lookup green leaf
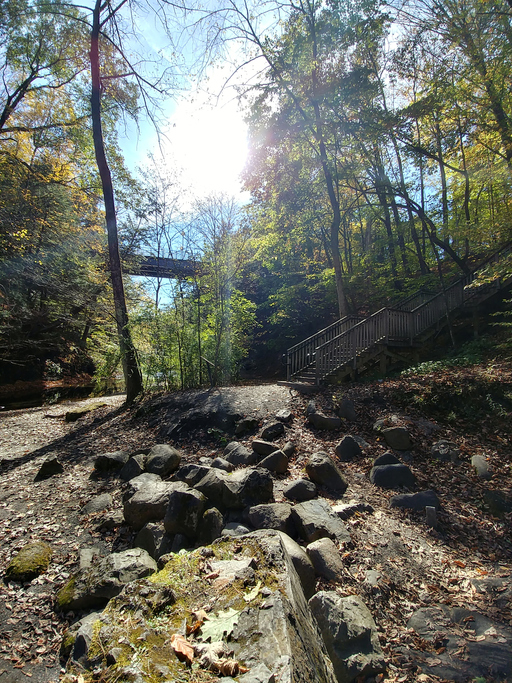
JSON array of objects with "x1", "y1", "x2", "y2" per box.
[{"x1": 197, "y1": 608, "x2": 241, "y2": 643}]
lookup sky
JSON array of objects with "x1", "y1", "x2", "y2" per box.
[{"x1": 118, "y1": 68, "x2": 252, "y2": 203}]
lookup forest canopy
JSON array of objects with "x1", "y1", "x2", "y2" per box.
[{"x1": 1, "y1": 0, "x2": 512, "y2": 391}]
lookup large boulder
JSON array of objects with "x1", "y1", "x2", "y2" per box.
[
  {"x1": 283, "y1": 478, "x2": 318, "y2": 502},
  {"x1": 305, "y1": 452, "x2": 348, "y2": 494},
  {"x1": 307, "y1": 538, "x2": 344, "y2": 582},
  {"x1": 334, "y1": 436, "x2": 362, "y2": 462},
  {"x1": 62, "y1": 532, "x2": 338, "y2": 683},
  {"x1": 309, "y1": 592, "x2": 385, "y2": 683},
  {"x1": 224, "y1": 442, "x2": 258, "y2": 467},
  {"x1": 370, "y1": 463, "x2": 415, "y2": 489},
  {"x1": 389, "y1": 490, "x2": 440, "y2": 511},
  {"x1": 195, "y1": 467, "x2": 274, "y2": 510},
  {"x1": 56, "y1": 548, "x2": 157, "y2": 611},
  {"x1": 5, "y1": 541, "x2": 52, "y2": 582},
  {"x1": 94, "y1": 450, "x2": 130, "y2": 473},
  {"x1": 248, "y1": 503, "x2": 295, "y2": 535},
  {"x1": 307, "y1": 412, "x2": 342, "y2": 431},
  {"x1": 163, "y1": 485, "x2": 207, "y2": 539},
  {"x1": 258, "y1": 450, "x2": 289, "y2": 474},
  {"x1": 381, "y1": 426, "x2": 412, "y2": 451},
  {"x1": 123, "y1": 479, "x2": 182, "y2": 531}
]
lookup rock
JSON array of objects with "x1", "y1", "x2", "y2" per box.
[
  {"x1": 64, "y1": 532, "x2": 337, "y2": 683},
  {"x1": 163, "y1": 485, "x2": 206, "y2": 538},
  {"x1": 471, "y1": 454, "x2": 492, "y2": 479},
  {"x1": 381, "y1": 426, "x2": 412, "y2": 450},
  {"x1": 336, "y1": 398, "x2": 357, "y2": 422},
  {"x1": 292, "y1": 499, "x2": 351, "y2": 545},
  {"x1": 222, "y1": 522, "x2": 252, "y2": 536},
  {"x1": 5, "y1": 541, "x2": 52, "y2": 582},
  {"x1": 483, "y1": 489, "x2": 512, "y2": 516},
  {"x1": 260, "y1": 421, "x2": 285, "y2": 440},
  {"x1": 307, "y1": 538, "x2": 344, "y2": 582},
  {"x1": 96, "y1": 509, "x2": 125, "y2": 531},
  {"x1": 71, "y1": 611, "x2": 104, "y2": 666},
  {"x1": 145, "y1": 444, "x2": 181, "y2": 478},
  {"x1": 57, "y1": 548, "x2": 157, "y2": 611},
  {"x1": 275, "y1": 409, "x2": 293, "y2": 423},
  {"x1": 258, "y1": 450, "x2": 289, "y2": 474},
  {"x1": 197, "y1": 507, "x2": 224, "y2": 545},
  {"x1": 123, "y1": 479, "x2": 181, "y2": 531},
  {"x1": 470, "y1": 575, "x2": 512, "y2": 608},
  {"x1": 174, "y1": 463, "x2": 211, "y2": 487},
  {"x1": 431, "y1": 439, "x2": 460, "y2": 462},
  {"x1": 119, "y1": 454, "x2": 146, "y2": 481},
  {"x1": 333, "y1": 501, "x2": 374, "y2": 520},
  {"x1": 196, "y1": 467, "x2": 274, "y2": 511},
  {"x1": 306, "y1": 401, "x2": 316, "y2": 416},
  {"x1": 34, "y1": 455, "x2": 64, "y2": 481},
  {"x1": 275, "y1": 531, "x2": 316, "y2": 600},
  {"x1": 94, "y1": 450, "x2": 130, "y2": 472},
  {"x1": 134, "y1": 522, "x2": 173, "y2": 560},
  {"x1": 79, "y1": 546, "x2": 104, "y2": 569},
  {"x1": 407, "y1": 605, "x2": 512, "y2": 681},
  {"x1": 334, "y1": 435, "x2": 362, "y2": 461},
  {"x1": 373, "y1": 451, "x2": 401, "y2": 466},
  {"x1": 248, "y1": 503, "x2": 295, "y2": 535},
  {"x1": 370, "y1": 463, "x2": 415, "y2": 489},
  {"x1": 235, "y1": 417, "x2": 259, "y2": 435},
  {"x1": 224, "y1": 441, "x2": 258, "y2": 466},
  {"x1": 305, "y1": 452, "x2": 348, "y2": 494},
  {"x1": 210, "y1": 457, "x2": 235, "y2": 472},
  {"x1": 252, "y1": 439, "x2": 279, "y2": 456},
  {"x1": 194, "y1": 468, "x2": 231, "y2": 509},
  {"x1": 81, "y1": 493, "x2": 112, "y2": 515},
  {"x1": 389, "y1": 489, "x2": 440, "y2": 510},
  {"x1": 309, "y1": 592, "x2": 385, "y2": 683},
  {"x1": 65, "y1": 402, "x2": 107, "y2": 422},
  {"x1": 425, "y1": 505, "x2": 438, "y2": 528},
  {"x1": 282, "y1": 441, "x2": 296, "y2": 457},
  {"x1": 283, "y1": 478, "x2": 318, "y2": 502},
  {"x1": 307, "y1": 412, "x2": 342, "y2": 431}
]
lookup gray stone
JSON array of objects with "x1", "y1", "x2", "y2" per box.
[
  {"x1": 431, "y1": 439, "x2": 460, "y2": 462},
  {"x1": 194, "y1": 468, "x2": 230, "y2": 509},
  {"x1": 122, "y1": 472, "x2": 162, "y2": 503},
  {"x1": 336, "y1": 398, "x2": 357, "y2": 422},
  {"x1": 94, "y1": 450, "x2": 130, "y2": 472},
  {"x1": 275, "y1": 531, "x2": 316, "y2": 600},
  {"x1": 334, "y1": 435, "x2": 362, "y2": 462},
  {"x1": 364, "y1": 570, "x2": 382, "y2": 587},
  {"x1": 307, "y1": 538, "x2": 344, "y2": 582},
  {"x1": 81, "y1": 493, "x2": 112, "y2": 515},
  {"x1": 425, "y1": 506, "x2": 437, "y2": 528},
  {"x1": 471, "y1": 454, "x2": 492, "y2": 480},
  {"x1": 260, "y1": 421, "x2": 285, "y2": 440},
  {"x1": 211, "y1": 457, "x2": 234, "y2": 472},
  {"x1": 305, "y1": 451, "x2": 348, "y2": 494},
  {"x1": 282, "y1": 441, "x2": 296, "y2": 457},
  {"x1": 34, "y1": 455, "x2": 63, "y2": 481},
  {"x1": 382, "y1": 426, "x2": 412, "y2": 450},
  {"x1": 145, "y1": 444, "x2": 181, "y2": 478},
  {"x1": 79, "y1": 546, "x2": 103, "y2": 569},
  {"x1": 196, "y1": 466, "x2": 274, "y2": 511},
  {"x1": 483, "y1": 489, "x2": 512, "y2": 516},
  {"x1": 123, "y1": 479, "x2": 182, "y2": 531},
  {"x1": 306, "y1": 401, "x2": 317, "y2": 416},
  {"x1": 5, "y1": 541, "x2": 52, "y2": 582},
  {"x1": 248, "y1": 503, "x2": 295, "y2": 535},
  {"x1": 96, "y1": 509, "x2": 125, "y2": 531},
  {"x1": 56, "y1": 548, "x2": 157, "y2": 611},
  {"x1": 275, "y1": 409, "x2": 293, "y2": 423},
  {"x1": 197, "y1": 507, "x2": 224, "y2": 545},
  {"x1": 389, "y1": 489, "x2": 440, "y2": 511},
  {"x1": 252, "y1": 439, "x2": 279, "y2": 456},
  {"x1": 292, "y1": 499, "x2": 351, "y2": 545},
  {"x1": 283, "y1": 478, "x2": 318, "y2": 502},
  {"x1": 407, "y1": 606, "x2": 512, "y2": 681},
  {"x1": 470, "y1": 575, "x2": 512, "y2": 608},
  {"x1": 373, "y1": 451, "x2": 401, "y2": 466},
  {"x1": 134, "y1": 521, "x2": 173, "y2": 560},
  {"x1": 333, "y1": 501, "x2": 374, "y2": 520},
  {"x1": 70, "y1": 612, "x2": 103, "y2": 665},
  {"x1": 309, "y1": 592, "x2": 385, "y2": 683},
  {"x1": 239, "y1": 662, "x2": 276, "y2": 683},
  {"x1": 164, "y1": 485, "x2": 206, "y2": 538},
  {"x1": 119, "y1": 454, "x2": 146, "y2": 481},
  {"x1": 174, "y1": 463, "x2": 211, "y2": 487},
  {"x1": 370, "y1": 463, "x2": 415, "y2": 489},
  {"x1": 224, "y1": 441, "x2": 258, "y2": 466},
  {"x1": 258, "y1": 450, "x2": 289, "y2": 474},
  {"x1": 222, "y1": 522, "x2": 252, "y2": 536},
  {"x1": 307, "y1": 412, "x2": 342, "y2": 431}
]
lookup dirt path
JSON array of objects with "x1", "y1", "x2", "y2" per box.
[{"x1": 0, "y1": 378, "x2": 511, "y2": 683}]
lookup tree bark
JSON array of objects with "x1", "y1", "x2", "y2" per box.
[{"x1": 90, "y1": 0, "x2": 143, "y2": 403}]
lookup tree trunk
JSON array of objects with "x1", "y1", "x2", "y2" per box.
[{"x1": 90, "y1": 0, "x2": 143, "y2": 404}]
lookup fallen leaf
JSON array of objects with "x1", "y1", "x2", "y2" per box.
[{"x1": 170, "y1": 633, "x2": 194, "y2": 665}]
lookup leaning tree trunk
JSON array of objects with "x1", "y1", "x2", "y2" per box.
[{"x1": 90, "y1": 1, "x2": 143, "y2": 403}]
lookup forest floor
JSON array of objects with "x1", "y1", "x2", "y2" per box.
[{"x1": 0, "y1": 365, "x2": 511, "y2": 683}]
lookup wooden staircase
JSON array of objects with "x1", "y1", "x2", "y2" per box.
[{"x1": 284, "y1": 243, "x2": 512, "y2": 386}]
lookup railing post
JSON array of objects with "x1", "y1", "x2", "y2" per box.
[{"x1": 286, "y1": 350, "x2": 291, "y2": 381}]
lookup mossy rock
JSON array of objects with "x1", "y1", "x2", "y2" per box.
[
  {"x1": 5, "y1": 541, "x2": 52, "y2": 582},
  {"x1": 65, "y1": 402, "x2": 107, "y2": 422}
]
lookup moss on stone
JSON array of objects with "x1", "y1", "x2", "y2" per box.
[
  {"x1": 56, "y1": 577, "x2": 76, "y2": 610},
  {"x1": 5, "y1": 541, "x2": 52, "y2": 582}
]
